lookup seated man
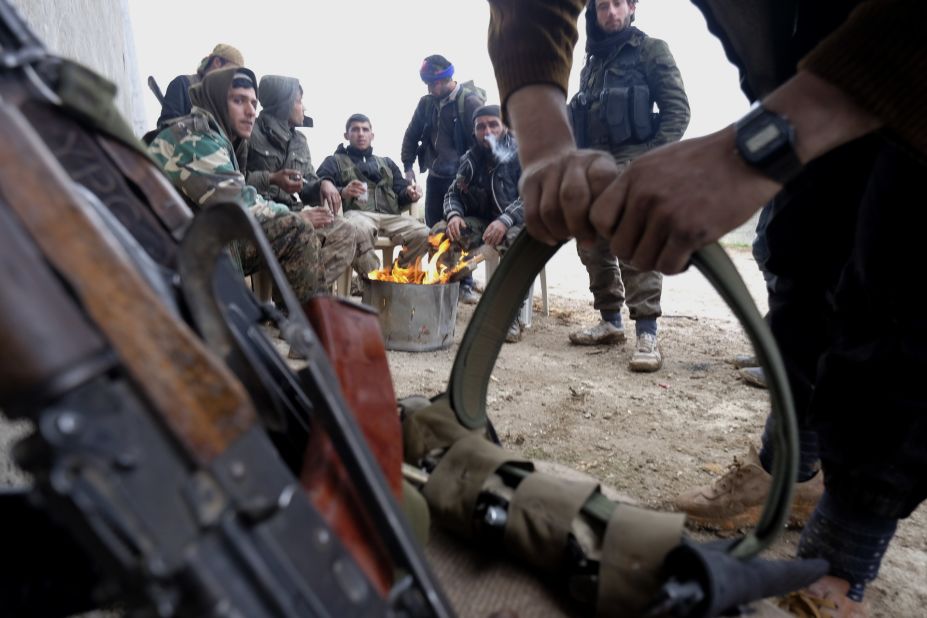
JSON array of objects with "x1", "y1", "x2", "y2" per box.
[
  {"x1": 157, "y1": 44, "x2": 244, "y2": 128},
  {"x1": 148, "y1": 66, "x2": 334, "y2": 302},
  {"x1": 316, "y1": 114, "x2": 430, "y2": 271},
  {"x1": 435, "y1": 105, "x2": 527, "y2": 340},
  {"x1": 245, "y1": 75, "x2": 379, "y2": 283}
]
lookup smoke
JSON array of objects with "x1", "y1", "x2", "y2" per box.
[{"x1": 486, "y1": 133, "x2": 517, "y2": 164}]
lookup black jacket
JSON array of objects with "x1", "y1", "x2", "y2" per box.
[
  {"x1": 443, "y1": 132, "x2": 524, "y2": 229},
  {"x1": 400, "y1": 83, "x2": 485, "y2": 177}
]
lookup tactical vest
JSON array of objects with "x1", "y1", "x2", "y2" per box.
[
  {"x1": 333, "y1": 153, "x2": 400, "y2": 215},
  {"x1": 569, "y1": 38, "x2": 656, "y2": 154}
]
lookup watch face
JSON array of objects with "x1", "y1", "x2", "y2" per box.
[
  {"x1": 744, "y1": 123, "x2": 782, "y2": 155},
  {"x1": 735, "y1": 105, "x2": 801, "y2": 183}
]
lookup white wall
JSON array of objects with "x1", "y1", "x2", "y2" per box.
[{"x1": 8, "y1": 0, "x2": 147, "y2": 136}]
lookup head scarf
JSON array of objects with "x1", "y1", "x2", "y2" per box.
[
  {"x1": 471, "y1": 104, "x2": 501, "y2": 124},
  {"x1": 196, "y1": 43, "x2": 245, "y2": 76},
  {"x1": 189, "y1": 66, "x2": 257, "y2": 141},
  {"x1": 420, "y1": 54, "x2": 454, "y2": 83},
  {"x1": 258, "y1": 75, "x2": 302, "y2": 123},
  {"x1": 585, "y1": 0, "x2": 640, "y2": 56}
]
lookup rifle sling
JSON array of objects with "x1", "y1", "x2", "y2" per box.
[{"x1": 448, "y1": 230, "x2": 799, "y2": 560}]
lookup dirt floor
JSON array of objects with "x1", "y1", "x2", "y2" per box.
[
  {"x1": 1, "y1": 243, "x2": 924, "y2": 617},
  {"x1": 383, "y1": 244, "x2": 927, "y2": 617}
]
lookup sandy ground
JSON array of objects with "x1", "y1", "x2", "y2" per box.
[{"x1": 2, "y1": 242, "x2": 924, "y2": 616}]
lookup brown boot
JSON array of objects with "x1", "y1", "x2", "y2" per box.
[
  {"x1": 778, "y1": 576, "x2": 868, "y2": 618},
  {"x1": 673, "y1": 446, "x2": 823, "y2": 531}
]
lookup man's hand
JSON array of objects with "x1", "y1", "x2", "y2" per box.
[
  {"x1": 405, "y1": 183, "x2": 423, "y2": 202},
  {"x1": 446, "y1": 216, "x2": 467, "y2": 242},
  {"x1": 300, "y1": 206, "x2": 334, "y2": 229},
  {"x1": 269, "y1": 168, "x2": 303, "y2": 194},
  {"x1": 319, "y1": 179, "x2": 342, "y2": 211},
  {"x1": 588, "y1": 128, "x2": 781, "y2": 274},
  {"x1": 506, "y1": 84, "x2": 619, "y2": 248},
  {"x1": 520, "y1": 149, "x2": 620, "y2": 248},
  {"x1": 586, "y1": 72, "x2": 881, "y2": 274},
  {"x1": 341, "y1": 179, "x2": 366, "y2": 200},
  {"x1": 404, "y1": 169, "x2": 417, "y2": 184},
  {"x1": 482, "y1": 220, "x2": 508, "y2": 247}
]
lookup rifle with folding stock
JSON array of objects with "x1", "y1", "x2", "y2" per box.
[{"x1": 0, "y1": 1, "x2": 452, "y2": 616}]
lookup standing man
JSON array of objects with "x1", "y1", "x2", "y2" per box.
[
  {"x1": 148, "y1": 66, "x2": 327, "y2": 302},
  {"x1": 401, "y1": 55, "x2": 486, "y2": 227},
  {"x1": 566, "y1": 0, "x2": 689, "y2": 373},
  {"x1": 487, "y1": 0, "x2": 926, "y2": 613},
  {"x1": 245, "y1": 75, "x2": 379, "y2": 283},
  {"x1": 317, "y1": 114, "x2": 431, "y2": 269},
  {"x1": 156, "y1": 44, "x2": 244, "y2": 128},
  {"x1": 436, "y1": 106, "x2": 527, "y2": 341}
]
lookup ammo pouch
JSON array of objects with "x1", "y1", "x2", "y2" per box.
[
  {"x1": 570, "y1": 85, "x2": 655, "y2": 150},
  {"x1": 603, "y1": 84, "x2": 655, "y2": 145}
]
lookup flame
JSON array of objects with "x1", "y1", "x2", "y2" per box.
[{"x1": 368, "y1": 233, "x2": 474, "y2": 285}]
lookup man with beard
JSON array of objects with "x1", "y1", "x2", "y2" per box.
[
  {"x1": 148, "y1": 66, "x2": 327, "y2": 301},
  {"x1": 565, "y1": 0, "x2": 689, "y2": 373},
  {"x1": 435, "y1": 106, "x2": 525, "y2": 324},
  {"x1": 245, "y1": 75, "x2": 379, "y2": 284},
  {"x1": 316, "y1": 114, "x2": 430, "y2": 271}
]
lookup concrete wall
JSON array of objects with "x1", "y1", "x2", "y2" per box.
[{"x1": 8, "y1": 0, "x2": 147, "y2": 136}]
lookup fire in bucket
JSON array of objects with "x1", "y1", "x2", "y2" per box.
[
  {"x1": 363, "y1": 234, "x2": 484, "y2": 352},
  {"x1": 367, "y1": 233, "x2": 483, "y2": 285}
]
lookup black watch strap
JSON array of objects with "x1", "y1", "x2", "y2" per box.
[{"x1": 735, "y1": 104, "x2": 803, "y2": 185}]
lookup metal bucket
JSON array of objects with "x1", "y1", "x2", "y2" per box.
[{"x1": 362, "y1": 280, "x2": 459, "y2": 352}]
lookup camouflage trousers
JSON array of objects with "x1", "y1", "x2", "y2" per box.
[
  {"x1": 577, "y1": 235, "x2": 662, "y2": 320},
  {"x1": 344, "y1": 210, "x2": 430, "y2": 268},
  {"x1": 240, "y1": 211, "x2": 326, "y2": 302},
  {"x1": 315, "y1": 216, "x2": 358, "y2": 286}
]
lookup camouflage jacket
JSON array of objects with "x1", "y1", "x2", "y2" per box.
[
  {"x1": 245, "y1": 113, "x2": 322, "y2": 209},
  {"x1": 574, "y1": 29, "x2": 690, "y2": 162},
  {"x1": 148, "y1": 107, "x2": 291, "y2": 223}
]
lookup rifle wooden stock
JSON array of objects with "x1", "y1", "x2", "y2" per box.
[
  {"x1": 301, "y1": 296, "x2": 404, "y2": 595},
  {"x1": 0, "y1": 100, "x2": 255, "y2": 463}
]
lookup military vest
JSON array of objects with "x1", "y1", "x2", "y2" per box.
[
  {"x1": 569, "y1": 35, "x2": 657, "y2": 155},
  {"x1": 332, "y1": 153, "x2": 400, "y2": 215}
]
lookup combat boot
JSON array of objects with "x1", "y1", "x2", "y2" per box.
[
  {"x1": 629, "y1": 332, "x2": 662, "y2": 372},
  {"x1": 673, "y1": 446, "x2": 823, "y2": 531},
  {"x1": 569, "y1": 320, "x2": 626, "y2": 345},
  {"x1": 778, "y1": 576, "x2": 868, "y2": 618}
]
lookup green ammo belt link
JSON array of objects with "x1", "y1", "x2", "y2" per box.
[{"x1": 447, "y1": 231, "x2": 799, "y2": 560}]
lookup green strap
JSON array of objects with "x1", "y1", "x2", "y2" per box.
[
  {"x1": 448, "y1": 231, "x2": 798, "y2": 559},
  {"x1": 504, "y1": 473, "x2": 599, "y2": 571},
  {"x1": 597, "y1": 504, "x2": 685, "y2": 616},
  {"x1": 423, "y1": 434, "x2": 533, "y2": 538}
]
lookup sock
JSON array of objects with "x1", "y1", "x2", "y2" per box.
[
  {"x1": 601, "y1": 310, "x2": 623, "y2": 329},
  {"x1": 758, "y1": 415, "x2": 821, "y2": 482},
  {"x1": 798, "y1": 491, "x2": 897, "y2": 602},
  {"x1": 635, "y1": 318, "x2": 657, "y2": 337}
]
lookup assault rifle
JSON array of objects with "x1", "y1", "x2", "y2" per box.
[{"x1": 0, "y1": 1, "x2": 452, "y2": 615}]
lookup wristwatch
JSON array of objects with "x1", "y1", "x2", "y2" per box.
[{"x1": 734, "y1": 104, "x2": 802, "y2": 184}]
